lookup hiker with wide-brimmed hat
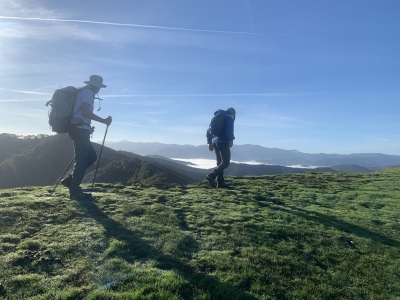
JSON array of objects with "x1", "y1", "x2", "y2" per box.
[{"x1": 61, "y1": 75, "x2": 112, "y2": 200}]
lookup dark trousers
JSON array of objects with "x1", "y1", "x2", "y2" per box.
[
  {"x1": 211, "y1": 141, "x2": 231, "y2": 183},
  {"x1": 68, "y1": 126, "x2": 97, "y2": 195}
]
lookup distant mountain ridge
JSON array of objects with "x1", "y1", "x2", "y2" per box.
[
  {"x1": 1, "y1": 134, "x2": 398, "y2": 189},
  {"x1": 105, "y1": 141, "x2": 400, "y2": 168}
]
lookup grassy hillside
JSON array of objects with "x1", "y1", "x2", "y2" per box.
[{"x1": 0, "y1": 169, "x2": 399, "y2": 299}]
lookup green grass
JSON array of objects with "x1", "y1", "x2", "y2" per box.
[{"x1": 0, "y1": 169, "x2": 399, "y2": 299}]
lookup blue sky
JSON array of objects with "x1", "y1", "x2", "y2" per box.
[{"x1": 0, "y1": 0, "x2": 399, "y2": 154}]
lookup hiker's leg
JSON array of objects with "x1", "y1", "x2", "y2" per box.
[
  {"x1": 209, "y1": 141, "x2": 222, "y2": 180},
  {"x1": 63, "y1": 139, "x2": 96, "y2": 188},
  {"x1": 217, "y1": 170, "x2": 225, "y2": 184},
  {"x1": 215, "y1": 141, "x2": 230, "y2": 184},
  {"x1": 214, "y1": 141, "x2": 222, "y2": 167},
  {"x1": 87, "y1": 142, "x2": 97, "y2": 169},
  {"x1": 69, "y1": 127, "x2": 91, "y2": 196}
]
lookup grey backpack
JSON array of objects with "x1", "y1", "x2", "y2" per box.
[{"x1": 46, "y1": 86, "x2": 86, "y2": 133}]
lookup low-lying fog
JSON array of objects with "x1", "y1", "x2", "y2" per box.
[{"x1": 171, "y1": 158, "x2": 323, "y2": 170}]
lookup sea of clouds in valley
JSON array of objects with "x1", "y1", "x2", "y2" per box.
[{"x1": 171, "y1": 158, "x2": 322, "y2": 169}]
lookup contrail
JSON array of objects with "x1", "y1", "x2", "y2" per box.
[{"x1": 0, "y1": 16, "x2": 260, "y2": 35}]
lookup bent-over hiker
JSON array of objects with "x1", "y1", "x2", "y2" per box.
[
  {"x1": 206, "y1": 107, "x2": 236, "y2": 188},
  {"x1": 62, "y1": 75, "x2": 112, "y2": 200}
]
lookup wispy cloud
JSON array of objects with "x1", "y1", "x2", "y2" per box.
[
  {"x1": 0, "y1": 108, "x2": 46, "y2": 124},
  {"x1": 105, "y1": 93, "x2": 305, "y2": 98},
  {"x1": 0, "y1": 88, "x2": 51, "y2": 95},
  {"x1": 0, "y1": 20, "x2": 106, "y2": 42},
  {"x1": 0, "y1": 2, "x2": 271, "y2": 52},
  {"x1": 0, "y1": 16, "x2": 261, "y2": 36},
  {"x1": 236, "y1": 110, "x2": 309, "y2": 129},
  {"x1": 0, "y1": 1, "x2": 108, "y2": 41},
  {"x1": 366, "y1": 136, "x2": 400, "y2": 143},
  {"x1": 0, "y1": 108, "x2": 49, "y2": 135},
  {"x1": 0, "y1": 99, "x2": 46, "y2": 102},
  {"x1": 0, "y1": 0, "x2": 62, "y2": 19},
  {"x1": 140, "y1": 111, "x2": 172, "y2": 116},
  {"x1": 115, "y1": 122, "x2": 204, "y2": 135},
  {"x1": 115, "y1": 122, "x2": 167, "y2": 130},
  {"x1": 116, "y1": 100, "x2": 169, "y2": 107}
]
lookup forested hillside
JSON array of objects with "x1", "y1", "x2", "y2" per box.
[
  {"x1": 0, "y1": 133, "x2": 46, "y2": 163},
  {"x1": 0, "y1": 134, "x2": 194, "y2": 188}
]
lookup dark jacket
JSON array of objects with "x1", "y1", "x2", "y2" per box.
[{"x1": 206, "y1": 112, "x2": 235, "y2": 144}]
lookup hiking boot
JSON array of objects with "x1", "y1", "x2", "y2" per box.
[
  {"x1": 206, "y1": 174, "x2": 217, "y2": 188},
  {"x1": 61, "y1": 174, "x2": 72, "y2": 188},
  {"x1": 217, "y1": 182, "x2": 230, "y2": 189},
  {"x1": 70, "y1": 192, "x2": 93, "y2": 201}
]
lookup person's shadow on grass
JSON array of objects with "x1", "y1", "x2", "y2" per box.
[
  {"x1": 77, "y1": 197, "x2": 257, "y2": 300},
  {"x1": 267, "y1": 204, "x2": 400, "y2": 249}
]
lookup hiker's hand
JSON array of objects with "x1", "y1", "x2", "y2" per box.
[
  {"x1": 228, "y1": 141, "x2": 233, "y2": 148},
  {"x1": 103, "y1": 116, "x2": 112, "y2": 126},
  {"x1": 208, "y1": 144, "x2": 213, "y2": 151},
  {"x1": 90, "y1": 126, "x2": 95, "y2": 134}
]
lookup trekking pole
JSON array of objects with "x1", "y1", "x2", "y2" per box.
[
  {"x1": 91, "y1": 124, "x2": 109, "y2": 192},
  {"x1": 49, "y1": 155, "x2": 75, "y2": 195}
]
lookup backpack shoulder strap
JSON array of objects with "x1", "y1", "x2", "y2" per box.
[{"x1": 72, "y1": 86, "x2": 94, "y2": 117}]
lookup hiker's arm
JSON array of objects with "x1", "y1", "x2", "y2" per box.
[
  {"x1": 206, "y1": 130, "x2": 213, "y2": 151},
  {"x1": 81, "y1": 103, "x2": 112, "y2": 126},
  {"x1": 226, "y1": 115, "x2": 235, "y2": 148}
]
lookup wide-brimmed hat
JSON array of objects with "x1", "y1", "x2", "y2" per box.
[{"x1": 84, "y1": 75, "x2": 107, "y2": 88}]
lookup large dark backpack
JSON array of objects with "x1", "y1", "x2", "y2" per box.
[
  {"x1": 45, "y1": 86, "x2": 85, "y2": 133},
  {"x1": 208, "y1": 109, "x2": 227, "y2": 136}
]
